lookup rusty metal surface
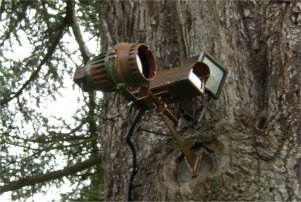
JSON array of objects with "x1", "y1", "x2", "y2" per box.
[
  {"x1": 73, "y1": 43, "x2": 157, "y2": 92},
  {"x1": 186, "y1": 51, "x2": 228, "y2": 99},
  {"x1": 149, "y1": 62, "x2": 209, "y2": 103},
  {"x1": 111, "y1": 43, "x2": 156, "y2": 87},
  {"x1": 73, "y1": 43, "x2": 225, "y2": 178},
  {"x1": 73, "y1": 66, "x2": 89, "y2": 91},
  {"x1": 161, "y1": 114, "x2": 202, "y2": 177}
]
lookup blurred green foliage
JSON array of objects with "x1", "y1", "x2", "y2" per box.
[{"x1": 0, "y1": 0, "x2": 103, "y2": 200}]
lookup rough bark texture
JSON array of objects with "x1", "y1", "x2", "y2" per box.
[{"x1": 97, "y1": 0, "x2": 300, "y2": 201}]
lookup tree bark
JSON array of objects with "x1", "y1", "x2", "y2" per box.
[{"x1": 97, "y1": 0, "x2": 300, "y2": 200}]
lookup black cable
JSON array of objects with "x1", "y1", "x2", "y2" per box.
[{"x1": 126, "y1": 108, "x2": 146, "y2": 201}]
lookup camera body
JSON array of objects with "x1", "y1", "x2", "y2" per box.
[
  {"x1": 74, "y1": 43, "x2": 217, "y2": 106},
  {"x1": 73, "y1": 43, "x2": 228, "y2": 178}
]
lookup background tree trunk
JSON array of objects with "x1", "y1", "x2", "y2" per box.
[{"x1": 97, "y1": 0, "x2": 300, "y2": 200}]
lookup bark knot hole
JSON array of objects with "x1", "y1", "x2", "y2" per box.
[{"x1": 176, "y1": 143, "x2": 215, "y2": 183}]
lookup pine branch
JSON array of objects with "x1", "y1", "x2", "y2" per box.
[
  {"x1": 0, "y1": 7, "x2": 70, "y2": 106},
  {"x1": 66, "y1": 0, "x2": 91, "y2": 63},
  {"x1": 0, "y1": 3, "x2": 28, "y2": 47},
  {"x1": 0, "y1": 154, "x2": 102, "y2": 193},
  {"x1": 0, "y1": 0, "x2": 5, "y2": 21},
  {"x1": 65, "y1": 1, "x2": 98, "y2": 156}
]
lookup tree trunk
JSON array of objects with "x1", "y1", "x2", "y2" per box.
[{"x1": 97, "y1": 0, "x2": 300, "y2": 200}]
